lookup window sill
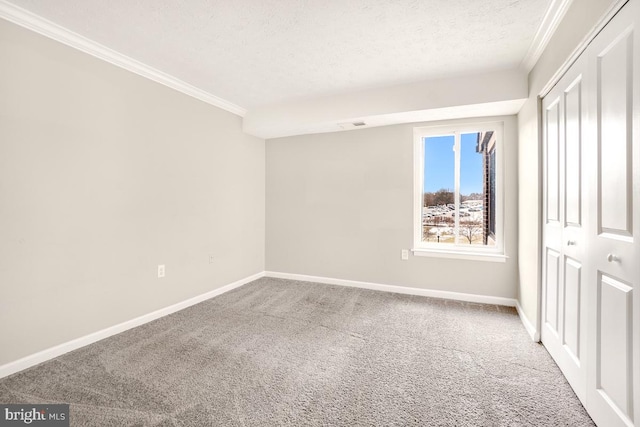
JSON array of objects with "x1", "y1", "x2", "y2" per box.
[{"x1": 411, "y1": 248, "x2": 508, "y2": 263}]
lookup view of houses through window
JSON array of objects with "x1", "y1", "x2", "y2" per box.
[{"x1": 421, "y1": 131, "x2": 496, "y2": 247}]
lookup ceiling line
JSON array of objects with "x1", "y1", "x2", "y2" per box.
[{"x1": 0, "y1": 0, "x2": 247, "y2": 117}]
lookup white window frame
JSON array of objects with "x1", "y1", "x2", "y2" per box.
[{"x1": 412, "y1": 121, "x2": 507, "y2": 262}]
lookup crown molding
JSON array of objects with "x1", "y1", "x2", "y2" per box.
[
  {"x1": 0, "y1": 0, "x2": 247, "y2": 117},
  {"x1": 538, "y1": 0, "x2": 629, "y2": 98},
  {"x1": 520, "y1": 0, "x2": 575, "y2": 72}
]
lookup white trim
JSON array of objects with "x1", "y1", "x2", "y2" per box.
[
  {"x1": 538, "y1": 0, "x2": 629, "y2": 97},
  {"x1": 0, "y1": 271, "x2": 265, "y2": 379},
  {"x1": 0, "y1": 0, "x2": 246, "y2": 117},
  {"x1": 0, "y1": 271, "x2": 526, "y2": 379},
  {"x1": 521, "y1": 0, "x2": 575, "y2": 72},
  {"x1": 516, "y1": 300, "x2": 541, "y2": 342},
  {"x1": 411, "y1": 248, "x2": 508, "y2": 263},
  {"x1": 265, "y1": 271, "x2": 517, "y2": 307}
]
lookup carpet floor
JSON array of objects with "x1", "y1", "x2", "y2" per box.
[{"x1": 0, "y1": 277, "x2": 594, "y2": 426}]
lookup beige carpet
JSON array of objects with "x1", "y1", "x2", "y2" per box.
[{"x1": 0, "y1": 277, "x2": 594, "y2": 426}]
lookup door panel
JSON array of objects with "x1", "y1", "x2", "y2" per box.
[
  {"x1": 563, "y1": 257, "x2": 582, "y2": 361},
  {"x1": 547, "y1": 100, "x2": 561, "y2": 224},
  {"x1": 597, "y1": 30, "x2": 633, "y2": 237},
  {"x1": 597, "y1": 274, "x2": 633, "y2": 419},
  {"x1": 545, "y1": 249, "x2": 560, "y2": 333},
  {"x1": 565, "y1": 78, "x2": 583, "y2": 227}
]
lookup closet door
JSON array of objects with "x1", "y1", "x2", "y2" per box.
[
  {"x1": 585, "y1": 0, "x2": 640, "y2": 425},
  {"x1": 541, "y1": 54, "x2": 589, "y2": 404}
]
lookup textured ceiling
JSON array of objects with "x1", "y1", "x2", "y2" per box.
[{"x1": 7, "y1": 0, "x2": 552, "y2": 110}]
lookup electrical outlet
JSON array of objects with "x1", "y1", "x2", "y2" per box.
[
  {"x1": 401, "y1": 250, "x2": 409, "y2": 260},
  {"x1": 158, "y1": 264, "x2": 165, "y2": 278},
  {"x1": 209, "y1": 255, "x2": 215, "y2": 264}
]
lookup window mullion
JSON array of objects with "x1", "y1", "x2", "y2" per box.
[{"x1": 454, "y1": 132, "x2": 460, "y2": 245}]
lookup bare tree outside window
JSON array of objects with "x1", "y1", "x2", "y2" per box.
[{"x1": 459, "y1": 218, "x2": 484, "y2": 244}]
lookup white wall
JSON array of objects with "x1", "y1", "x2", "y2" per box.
[
  {"x1": 517, "y1": 0, "x2": 617, "y2": 328},
  {"x1": 266, "y1": 116, "x2": 518, "y2": 298},
  {"x1": 0, "y1": 18, "x2": 265, "y2": 366}
]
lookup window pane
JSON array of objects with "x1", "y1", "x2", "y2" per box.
[
  {"x1": 422, "y1": 135, "x2": 455, "y2": 244},
  {"x1": 415, "y1": 123, "x2": 501, "y2": 254},
  {"x1": 461, "y1": 131, "x2": 496, "y2": 247}
]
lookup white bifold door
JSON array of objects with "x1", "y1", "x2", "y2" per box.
[
  {"x1": 542, "y1": 52, "x2": 589, "y2": 403},
  {"x1": 542, "y1": 1, "x2": 640, "y2": 426}
]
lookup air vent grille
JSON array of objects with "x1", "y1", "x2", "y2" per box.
[{"x1": 338, "y1": 121, "x2": 367, "y2": 130}]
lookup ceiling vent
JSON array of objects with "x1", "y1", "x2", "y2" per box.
[{"x1": 338, "y1": 121, "x2": 367, "y2": 130}]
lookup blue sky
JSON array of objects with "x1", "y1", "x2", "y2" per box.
[{"x1": 423, "y1": 133, "x2": 482, "y2": 195}]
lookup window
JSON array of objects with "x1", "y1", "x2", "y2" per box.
[{"x1": 413, "y1": 122, "x2": 505, "y2": 261}]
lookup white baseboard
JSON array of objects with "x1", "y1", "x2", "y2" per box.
[
  {"x1": 265, "y1": 271, "x2": 517, "y2": 307},
  {"x1": 515, "y1": 300, "x2": 540, "y2": 342},
  {"x1": 1, "y1": 271, "x2": 529, "y2": 379},
  {"x1": 0, "y1": 271, "x2": 265, "y2": 379}
]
